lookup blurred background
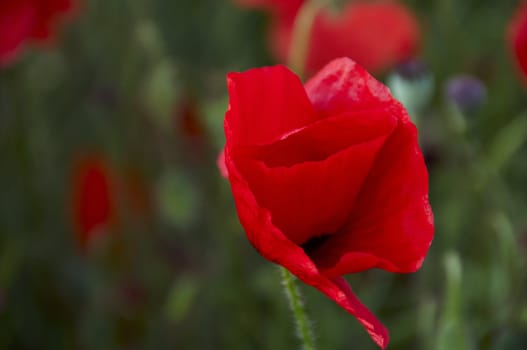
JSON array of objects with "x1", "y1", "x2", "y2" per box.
[{"x1": 1, "y1": 0, "x2": 527, "y2": 349}]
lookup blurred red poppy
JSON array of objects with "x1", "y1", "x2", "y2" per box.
[
  {"x1": 71, "y1": 156, "x2": 115, "y2": 248},
  {"x1": 234, "y1": 0, "x2": 303, "y2": 18},
  {"x1": 0, "y1": 0, "x2": 74, "y2": 65},
  {"x1": 235, "y1": 0, "x2": 420, "y2": 75},
  {"x1": 70, "y1": 155, "x2": 154, "y2": 249},
  {"x1": 179, "y1": 97, "x2": 206, "y2": 140},
  {"x1": 508, "y1": 1, "x2": 527, "y2": 84},
  {"x1": 220, "y1": 57, "x2": 434, "y2": 348}
]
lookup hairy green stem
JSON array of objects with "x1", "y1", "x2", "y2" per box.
[{"x1": 280, "y1": 267, "x2": 317, "y2": 350}]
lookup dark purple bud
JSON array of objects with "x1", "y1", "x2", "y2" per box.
[{"x1": 445, "y1": 75, "x2": 486, "y2": 112}]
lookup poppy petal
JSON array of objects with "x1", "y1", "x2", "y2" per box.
[
  {"x1": 233, "y1": 0, "x2": 303, "y2": 19},
  {"x1": 306, "y1": 2, "x2": 420, "y2": 74},
  {"x1": 31, "y1": 0, "x2": 73, "y2": 41},
  {"x1": 217, "y1": 148, "x2": 228, "y2": 178},
  {"x1": 309, "y1": 118, "x2": 434, "y2": 276},
  {"x1": 225, "y1": 65, "x2": 317, "y2": 147},
  {"x1": 71, "y1": 156, "x2": 114, "y2": 248},
  {"x1": 305, "y1": 57, "x2": 401, "y2": 119},
  {"x1": 231, "y1": 109, "x2": 397, "y2": 245},
  {"x1": 508, "y1": 1, "x2": 527, "y2": 83},
  {"x1": 0, "y1": 1, "x2": 36, "y2": 64},
  {"x1": 224, "y1": 147, "x2": 389, "y2": 348}
]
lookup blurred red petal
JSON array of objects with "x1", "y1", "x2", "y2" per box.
[
  {"x1": 0, "y1": 0, "x2": 74, "y2": 65},
  {"x1": 71, "y1": 156, "x2": 114, "y2": 248},
  {"x1": 31, "y1": 0, "x2": 74, "y2": 40},
  {"x1": 307, "y1": 1, "x2": 420, "y2": 74},
  {"x1": 233, "y1": 0, "x2": 303, "y2": 19},
  {"x1": 0, "y1": 1, "x2": 36, "y2": 64},
  {"x1": 508, "y1": 1, "x2": 527, "y2": 83},
  {"x1": 260, "y1": 1, "x2": 420, "y2": 75}
]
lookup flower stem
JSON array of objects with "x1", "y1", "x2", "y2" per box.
[
  {"x1": 287, "y1": 0, "x2": 326, "y2": 78},
  {"x1": 280, "y1": 267, "x2": 317, "y2": 350}
]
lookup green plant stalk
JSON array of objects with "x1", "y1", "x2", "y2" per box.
[
  {"x1": 287, "y1": 0, "x2": 327, "y2": 78},
  {"x1": 466, "y1": 111, "x2": 527, "y2": 192},
  {"x1": 280, "y1": 267, "x2": 317, "y2": 350}
]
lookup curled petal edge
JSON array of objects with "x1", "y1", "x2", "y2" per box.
[{"x1": 217, "y1": 148, "x2": 228, "y2": 178}]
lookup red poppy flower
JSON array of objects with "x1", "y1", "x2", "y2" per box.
[
  {"x1": 233, "y1": 0, "x2": 303, "y2": 16},
  {"x1": 235, "y1": 0, "x2": 420, "y2": 75},
  {"x1": 220, "y1": 57, "x2": 434, "y2": 348},
  {"x1": 179, "y1": 97, "x2": 206, "y2": 140},
  {"x1": 0, "y1": 0, "x2": 74, "y2": 65},
  {"x1": 508, "y1": 1, "x2": 527, "y2": 84},
  {"x1": 71, "y1": 155, "x2": 115, "y2": 248}
]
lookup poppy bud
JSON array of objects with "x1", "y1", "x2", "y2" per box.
[
  {"x1": 444, "y1": 75, "x2": 486, "y2": 113},
  {"x1": 387, "y1": 59, "x2": 434, "y2": 122}
]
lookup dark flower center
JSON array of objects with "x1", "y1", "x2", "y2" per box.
[{"x1": 300, "y1": 234, "x2": 331, "y2": 254}]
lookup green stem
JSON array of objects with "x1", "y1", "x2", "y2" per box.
[
  {"x1": 287, "y1": 0, "x2": 326, "y2": 78},
  {"x1": 280, "y1": 267, "x2": 317, "y2": 350}
]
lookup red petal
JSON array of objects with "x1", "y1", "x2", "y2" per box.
[
  {"x1": 224, "y1": 147, "x2": 389, "y2": 348},
  {"x1": 225, "y1": 65, "x2": 317, "y2": 146},
  {"x1": 217, "y1": 148, "x2": 228, "y2": 178},
  {"x1": 231, "y1": 109, "x2": 397, "y2": 245},
  {"x1": 305, "y1": 57, "x2": 402, "y2": 119},
  {"x1": 332, "y1": 277, "x2": 389, "y2": 349},
  {"x1": 306, "y1": 2, "x2": 420, "y2": 74},
  {"x1": 0, "y1": 0, "x2": 75, "y2": 65},
  {"x1": 71, "y1": 156, "x2": 114, "y2": 248},
  {"x1": 31, "y1": 0, "x2": 74, "y2": 41},
  {"x1": 309, "y1": 118, "x2": 434, "y2": 276},
  {"x1": 0, "y1": 1, "x2": 36, "y2": 64},
  {"x1": 262, "y1": 2, "x2": 420, "y2": 75},
  {"x1": 233, "y1": 0, "x2": 303, "y2": 19},
  {"x1": 508, "y1": 2, "x2": 527, "y2": 83}
]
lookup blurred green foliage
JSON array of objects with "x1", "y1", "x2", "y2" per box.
[{"x1": 1, "y1": 0, "x2": 527, "y2": 349}]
